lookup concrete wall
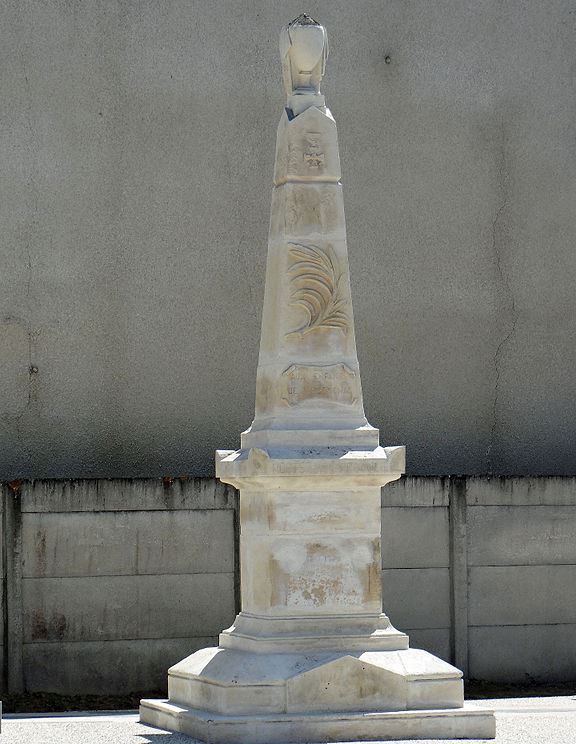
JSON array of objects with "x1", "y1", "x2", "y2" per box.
[
  {"x1": 2, "y1": 1, "x2": 576, "y2": 479},
  {"x1": 1, "y1": 476, "x2": 575, "y2": 695},
  {"x1": 382, "y1": 477, "x2": 576, "y2": 684},
  {"x1": 2, "y1": 478, "x2": 239, "y2": 694}
]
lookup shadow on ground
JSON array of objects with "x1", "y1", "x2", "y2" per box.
[
  {"x1": 4, "y1": 681, "x2": 576, "y2": 713},
  {"x1": 2, "y1": 690, "x2": 166, "y2": 714},
  {"x1": 136, "y1": 735, "x2": 200, "y2": 743},
  {"x1": 465, "y1": 680, "x2": 576, "y2": 700}
]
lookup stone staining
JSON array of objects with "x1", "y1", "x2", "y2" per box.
[{"x1": 140, "y1": 14, "x2": 496, "y2": 743}]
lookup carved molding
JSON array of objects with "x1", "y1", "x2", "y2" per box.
[{"x1": 286, "y1": 242, "x2": 349, "y2": 337}]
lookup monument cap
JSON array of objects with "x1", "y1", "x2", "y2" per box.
[{"x1": 280, "y1": 13, "x2": 328, "y2": 103}]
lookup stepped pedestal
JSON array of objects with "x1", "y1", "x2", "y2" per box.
[{"x1": 141, "y1": 13, "x2": 495, "y2": 743}]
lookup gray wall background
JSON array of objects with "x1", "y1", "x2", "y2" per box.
[
  {"x1": 1, "y1": 1, "x2": 576, "y2": 478},
  {"x1": 2, "y1": 476, "x2": 575, "y2": 695}
]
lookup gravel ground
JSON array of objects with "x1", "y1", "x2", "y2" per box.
[
  {"x1": 482, "y1": 696, "x2": 576, "y2": 710},
  {"x1": 3, "y1": 699, "x2": 576, "y2": 744}
]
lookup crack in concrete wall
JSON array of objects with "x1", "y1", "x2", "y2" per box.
[
  {"x1": 11, "y1": 46, "x2": 41, "y2": 470},
  {"x1": 487, "y1": 119, "x2": 519, "y2": 473}
]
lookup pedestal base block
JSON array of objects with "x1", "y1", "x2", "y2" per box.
[
  {"x1": 140, "y1": 646, "x2": 495, "y2": 742},
  {"x1": 140, "y1": 700, "x2": 495, "y2": 743}
]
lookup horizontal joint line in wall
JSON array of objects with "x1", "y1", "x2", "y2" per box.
[
  {"x1": 466, "y1": 502, "x2": 576, "y2": 507},
  {"x1": 22, "y1": 507, "x2": 235, "y2": 514},
  {"x1": 469, "y1": 563, "x2": 576, "y2": 568},
  {"x1": 468, "y1": 622, "x2": 576, "y2": 628},
  {"x1": 381, "y1": 504, "x2": 449, "y2": 508},
  {"x1": 22, "y1": 571, "x2": 235, "y2": 580},
  {"x1": 22, "y1": 636, "x2": 221, "y2": 647},
  {"x1": 381, "y1": 565, "x2": 450, "y2": 570},
  {"x1": 402, "y1": 626, "x2": 451, "y2": 631}
]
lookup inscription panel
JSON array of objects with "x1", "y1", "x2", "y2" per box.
[
  {"x1": 242, "y1": 535, "x2": 381, "y2": 614},
  {"x1": 281, "y1": 363, "x2": 357, "y2": 406}
]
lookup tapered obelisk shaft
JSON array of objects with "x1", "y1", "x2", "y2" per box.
[{"x1": 247, "y1": 14, "x2": 370, "y2": 445}]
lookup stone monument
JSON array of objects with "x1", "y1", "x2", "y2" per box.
[{"x1": 140, "y1": 14, "x2": 495, "y2": 742}]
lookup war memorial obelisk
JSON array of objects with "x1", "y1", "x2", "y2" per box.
[{"x1": 141, "y1": 14, "x2": 495, "y2": 743}]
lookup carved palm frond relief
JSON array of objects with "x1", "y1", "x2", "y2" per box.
[{"x1": 286, "y1": 242, "x2": 349, "y2": 336}]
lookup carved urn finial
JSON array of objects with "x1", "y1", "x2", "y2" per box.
[{"x1": 280, "y1": 13, "x2": 329, "y2": 108}]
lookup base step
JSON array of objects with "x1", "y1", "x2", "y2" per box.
[{"x1": 140, "y1": 699, "x2": 496, "y2": 743}]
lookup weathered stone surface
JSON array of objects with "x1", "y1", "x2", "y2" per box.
[
  {"x1": 164, "y1": 646, "x2": 465, "y2": 716},
  {"x1": 141, "y1": 15, "x2": 493, "y2": 742}
]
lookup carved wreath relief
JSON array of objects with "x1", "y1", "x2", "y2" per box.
[{"x1": 285, "y1": 242, "x2": 349, "y2": 337}]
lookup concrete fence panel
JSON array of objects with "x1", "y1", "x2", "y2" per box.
[{"x1": 1, "y1": 476, "x2": 575, "y2": 694}]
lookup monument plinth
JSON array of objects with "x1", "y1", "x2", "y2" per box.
[{"x1": 141, "y1": 14, "x2": 495, "y2": 742}]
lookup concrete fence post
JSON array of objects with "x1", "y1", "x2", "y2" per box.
[
  {"x1": 4, "y1": 482, "x2": 24, "y2": 693},
  {"x1": 449, "y1": 476, "x2": 469, "y2": 677}
]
